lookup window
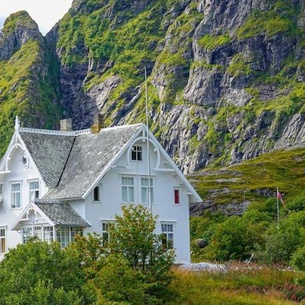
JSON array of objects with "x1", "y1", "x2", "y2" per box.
[
  {"x1": 161, "y1": 223, "x2": 174, "y2": 249},
  {"x1": 122, "y1": 177, "x2": 134, "y2": 203},
  {"x1": 93, "y1": 186, "x2": 100, "y2": 202},
  {"x1": 21, "y1": 227, "x2": 32, "y2": 244},
  {"x1": 141, "y1": 177, "x2": 154, "y2": 204},
  {"x1": 57, "y1": 227, "x2": 83, "y2": 249},
  {"x1": 29, "y1": 181, "x2": 40, "y2": 201},
  {"x1": 34, "y1": 226, "x2": 42, "y2": 240},
  {"x1": 131, "y1": 145, "x2": 142, "y2": 161},
  {"x1": 102, "y1": 222, "x2": 110, "y2": 244},
  {"x1": 0, "y1": 228, "x2": 6, "y2": 254},
  {"x1": 11, "y1": 182, "x2": 21, "y2": 208},
  {"x1": 43, "y1": 227, "x2": 54, "y2": 243},
  {"x1": 21, "y1": 226, "x2": 54, "y2": 244},
  {"x1": 71, "y1": 227, "x2": 83, "y2": 241},
  {"x1": 174, "y1": 189, "x2": 180, "y2": 204}
]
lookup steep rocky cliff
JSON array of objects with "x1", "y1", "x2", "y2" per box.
[
  {"x1": 0, "y1": 11, "x2": 62, "y2": 155},
  {"x1": 1, "y1": 0, "x2": 305, "y2": 176}
]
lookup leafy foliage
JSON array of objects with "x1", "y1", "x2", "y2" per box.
[
  {"x1": 0, "y1": 238, "x2": 84, "y2": 304},
  {"x1": 0, "y1": 206, "x2": 175, "y2": 305}
]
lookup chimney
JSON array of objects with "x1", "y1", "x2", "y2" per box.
[
  {"x1": 60, "y1": 118, "x2": 73, "y2": 132},
  {"x1": 91, "y1": 114, "x2": 103, "y2": 134}
]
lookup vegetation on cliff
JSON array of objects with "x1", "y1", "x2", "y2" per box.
[{"x1": 0, "y1": 11, "x2": 62, "y2": 156}]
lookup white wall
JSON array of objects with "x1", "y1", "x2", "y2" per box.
[
  {"x1": 0, "y1": 144, "x2": 47, "y2": 258},
  {"x1": 81, "y1": 137, "x2": 191, "y2": 263}
]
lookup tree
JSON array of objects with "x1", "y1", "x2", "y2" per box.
[
  {"x1": 0, "y1": 238, "x2": 84, "y2": 305},
  {"x1": 97, "y1": 205, "x2": 175, "y2": 304},
  {"x1": 256, "y1": 212, "x2": 305, "y2": 264}
]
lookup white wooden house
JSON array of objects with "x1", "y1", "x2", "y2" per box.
[{"x1": 0, "y1": 116, "x2": 201, "y2": 263}]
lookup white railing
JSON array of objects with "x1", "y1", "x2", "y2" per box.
[{"x1": 19, "y1": 127, "x2": 91, "y2": 136}]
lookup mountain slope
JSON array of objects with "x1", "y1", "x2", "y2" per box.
[
  {"x1": 188, "y1": 144, "x2": 305, "y2": 215},
  {"x1": 0, "y1": 11, "x2": 62, "y2": 156},
  {"x1": 1, "y1": 0, "x2": 305, "y2": 177}
]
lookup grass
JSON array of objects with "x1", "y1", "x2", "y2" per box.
[
  {"x1": 198, "y1": 33, "x2": 231, "y2": 50},
  {"x1": 168, "y1": 264, "x2": 302, "y2": 304},
  {"x1": 188, "y1": 146, "x2": 305, "y2": 206}
]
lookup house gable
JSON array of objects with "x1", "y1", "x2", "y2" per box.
[
  {"x1": 11, "y1": 202, "x2": 55, "y2": 231},
  {"x1": 11, "y1": 200, "x2": 90, "y2": 231},
  {"x1": 84, "y1": 125, "x2": 201, "y2": 203}
]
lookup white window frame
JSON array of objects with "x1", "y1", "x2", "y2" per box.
[
  {"x1": 21, "y1": 225, "x2": 54, "y2": 244},
  {"x1": 131, "y1": 145, "x2": 143, "y2": 161},
  {"x1": 101, "y1": 220, "x2": 114, "y2": 244},
  {"x1": 141, "y1": 177, "x2": 154, "y2": 204},
  {"x1": 43, "y1": 226, "x2": 54, "y2": 243},
  {"x1": 161, "y1": 223, "x2": 175, "y2": 249},
  {"x1": 29, "y1": 180, "x2": 40, "y2": 202},
  {"x1": 11, "y1": 181, "x2": 21, "y2": 208},
  {"x1": 0, "y1": 227, "x2": 6, "y2": 254},
  {"x1": 174, "y1": 188, "x2": 181, "y2": 205},
  {"x1": 21, "y1": 227, "x2": 32, "y2": 244},
  {"x1": 57, "y1": 227, "x2": 83, "y2": 249},
  {"x1": 121, "y1": 176, "x2": 135, "y2": 203}
]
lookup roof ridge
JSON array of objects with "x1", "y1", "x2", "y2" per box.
[
  {"x1": 18, "y1": 124, "x2": 143, "y2": 136},
  {"x1": 99, "y1": 123, "x2": 143, "y2": 132},
  {"x1": 19, "y1": 127, "x2": 91, "y2": 136}
]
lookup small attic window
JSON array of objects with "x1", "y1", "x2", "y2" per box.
[
  {"x1": 131, "y1": 146, "x2": 142, "y2": 161},
  {"x1": 21, "y1": 154, "x2": 28, "y2": 166},
  {"x1": 93, "y1": 186, "x2": 100, "y2": 202}
]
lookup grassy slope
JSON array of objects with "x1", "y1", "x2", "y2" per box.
[
  {"x1": 188, "y1": 145, "x2": 305, "y2": 207},
  {"x1": 168, "y1": 266, "x2": 302, "y2": 304}
]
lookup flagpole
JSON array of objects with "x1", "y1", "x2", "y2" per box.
[
  {"x1": 276, "y1": 187, "x2": 280, "y2": 230},
  {"x1": 145, "y1": 67, "x2": 152, "y2": 214}
]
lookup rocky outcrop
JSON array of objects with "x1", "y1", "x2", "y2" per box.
[{"x1": 0, "y1": 11, "x2": 43, "y2": 61}]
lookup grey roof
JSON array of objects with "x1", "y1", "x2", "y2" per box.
[
  {"x1": 20, "y1": 132, "x2": 75, "y2": 187},
  {"x1": 35, "y1": 200, "x2": 90, "y2": 227},
  {"x1": 45, "y1": 124, "x2": 142, "y2": 200}
]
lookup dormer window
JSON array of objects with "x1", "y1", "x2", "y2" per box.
[{"x1": 131, "y1": 146, "x2": 142, "y2": 161}]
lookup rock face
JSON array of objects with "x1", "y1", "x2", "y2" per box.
[{"x1": 1, "y1": 0, "x2": 305, "y2": 176}]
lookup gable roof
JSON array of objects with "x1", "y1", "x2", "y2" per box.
[
  {"x1": 35, "y1": 200, "x2": 90, "y2": 227},
  {"x1": 11, "y1": 200, "x2": 90, "y2": 230},
  {"x1": 42, "y1": 124, "x2": 142, "y2": 200},
  {"x1": 19, "y1": 132, "x2": 75, "y2": 187}
]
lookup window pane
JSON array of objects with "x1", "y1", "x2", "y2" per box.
[
  {"x1": 174, "y1": 189, "x2": 180, "y2": 204},
  {"x1": 161, "y1": 223, "x2": 174, "y2": 249},
  {"x1": 22, "y1": 228, "x2": 32, "y2": 244},
  {"x1": 129, "y1": 187, "x2": 134, "y2": 202},
  {"x1": 43, "y1": 227, "x2": 53, "y2": 243},
  {"x1": 29, "y1": 181, "x2": 40, "y2": 201},
  {"x1": 122, "y1": 186, "x2": 128, "y2": 202},
  {"x1": 0, "y1": 238, "x2": 5, "y2": 253},
  {"x1": 131, "y1": 146, "x2": 142, "y2": 161},
  {"x1": 29, "y1": 181, "x2": 39, "y2": 190},
  {"x1": 94, "y1": 186, "x2": 99, "y2": 201},
  {"x1": 141, "y1": 187, "x2": 147, "y2": 203},
  {"x1": 0, "y1": 228, "x2": 5, "y2": 254},
  {"x1": 12, "y1": 183, "x2": 20, "y2": 191}
]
